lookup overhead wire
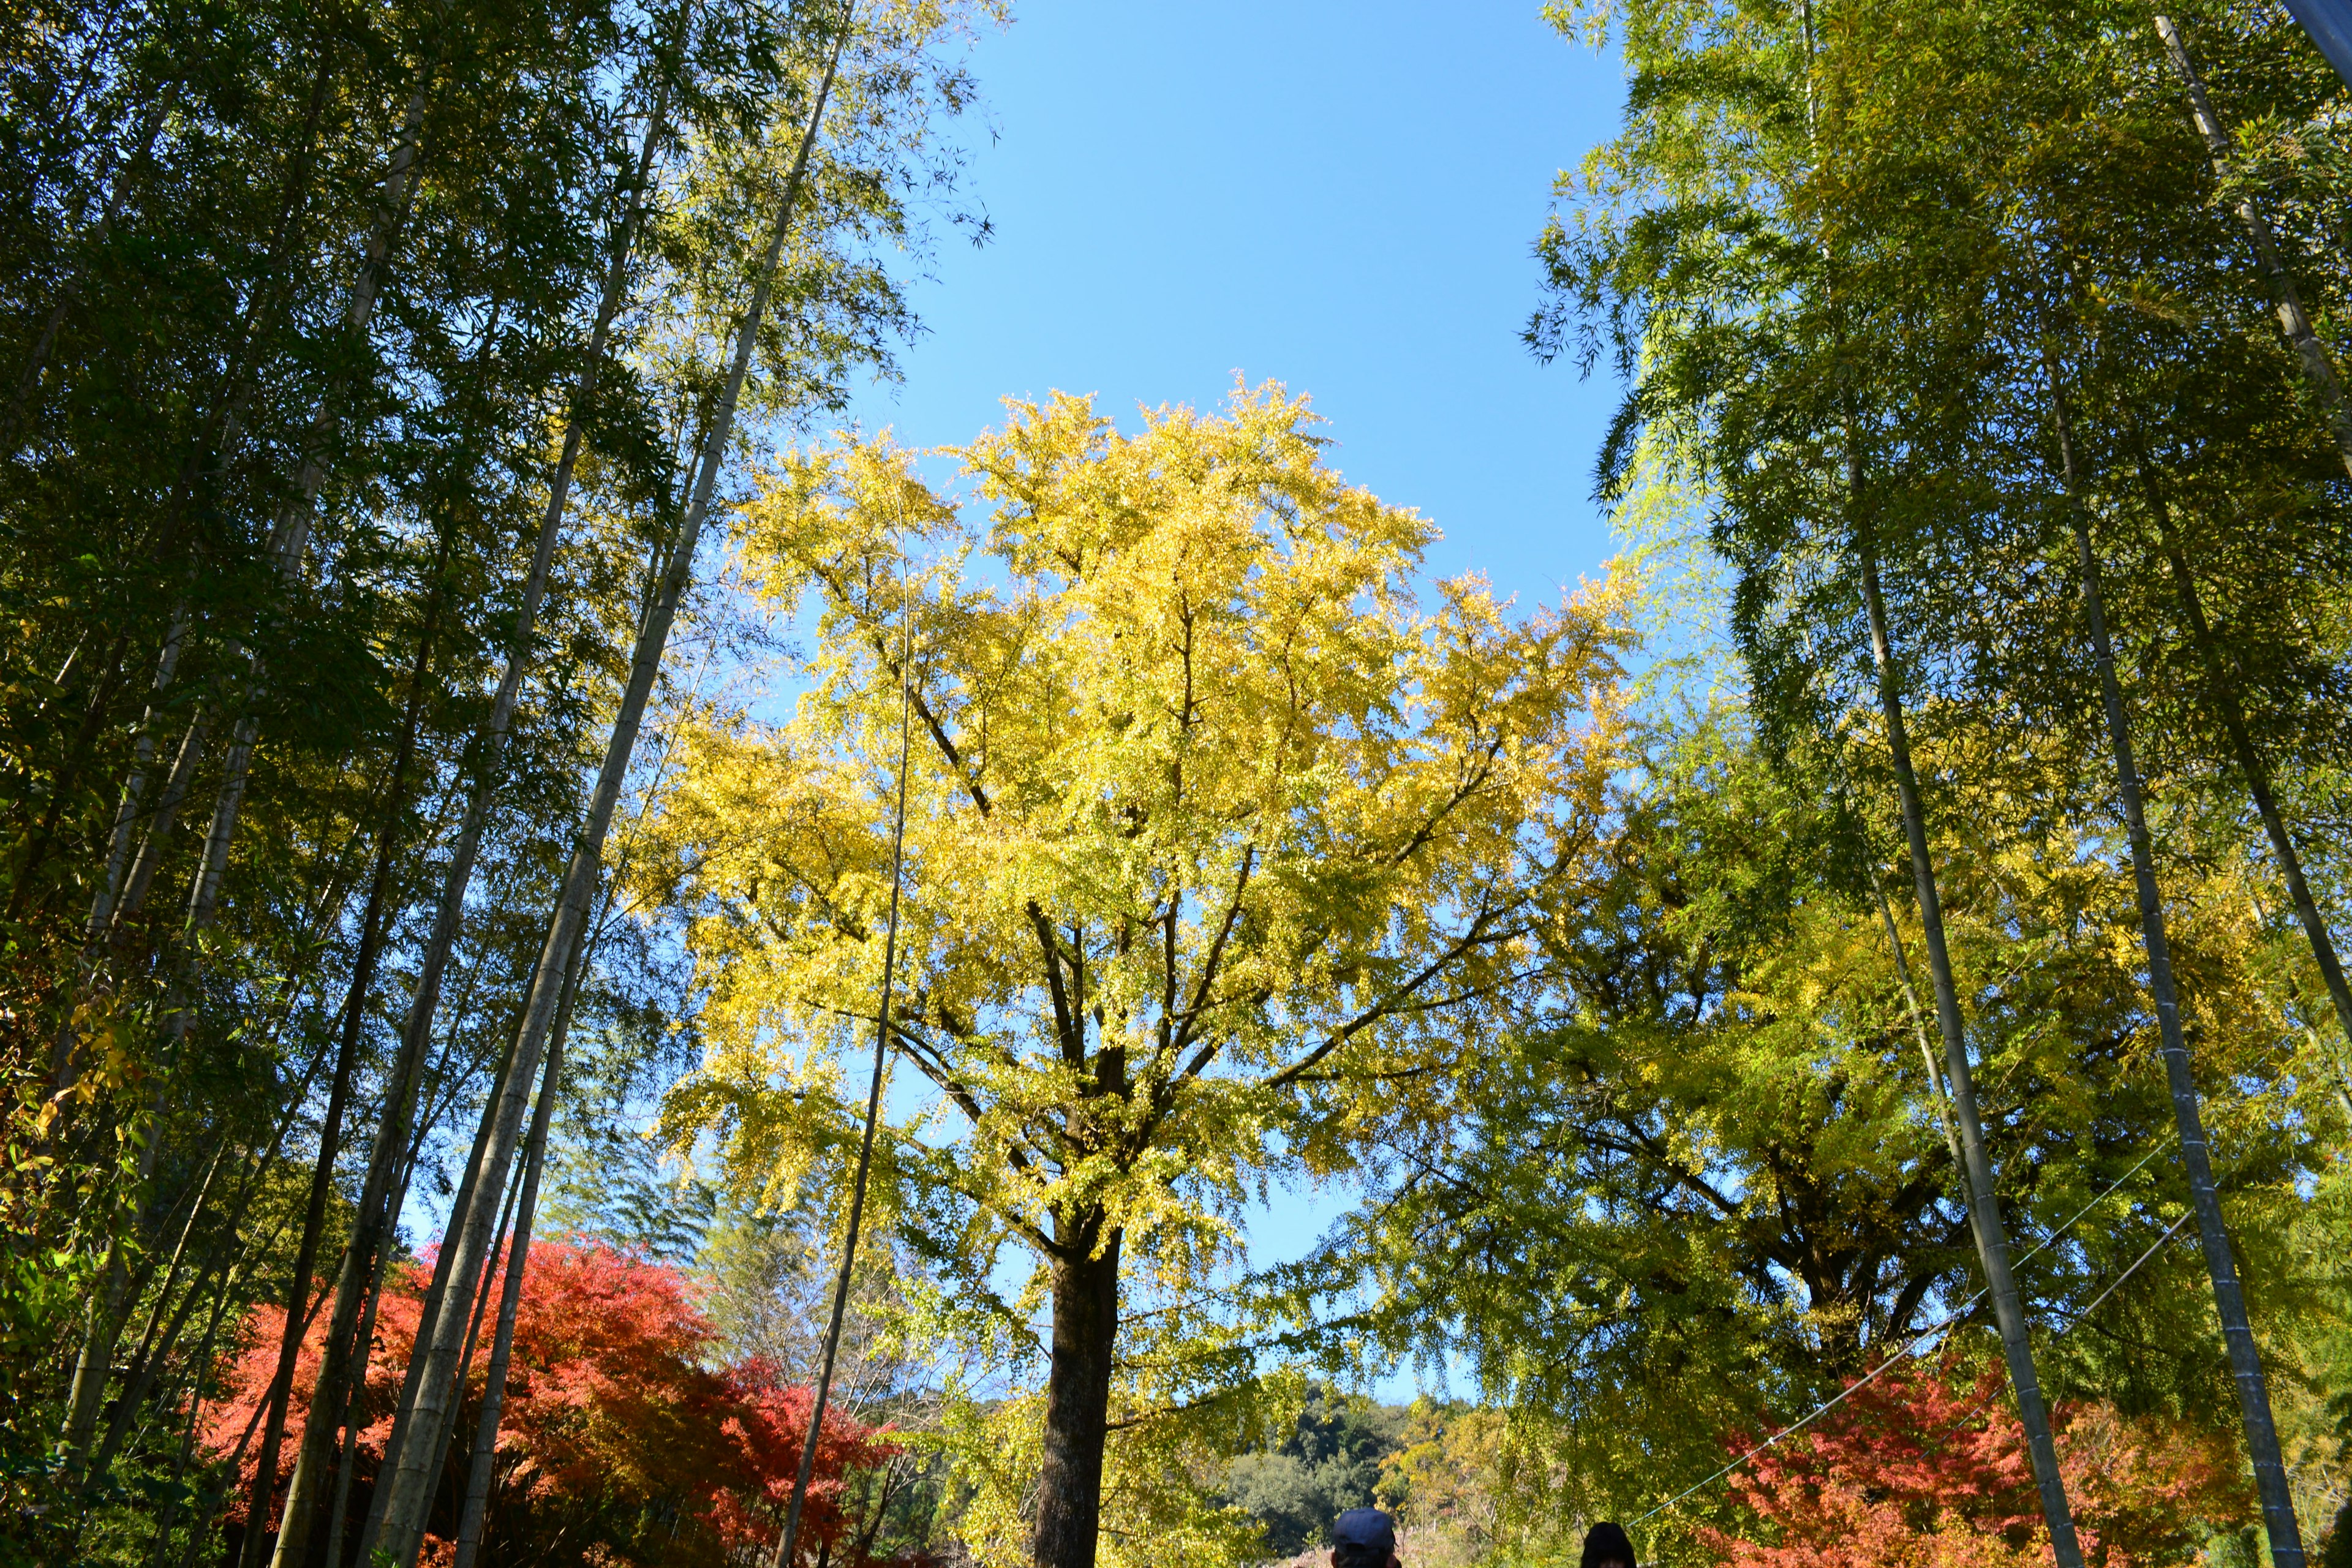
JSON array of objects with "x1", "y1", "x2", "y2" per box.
[
  {"x1": 1908, "y1": 1212, "x2": 2198, "y2": 1447},
  {"x1": 2060, "y1": 1210, "x2": 2193, "y2": 1328},
  {"x1": 1629, "y1": 1131, "x2": 2182, "y2": 1528}
]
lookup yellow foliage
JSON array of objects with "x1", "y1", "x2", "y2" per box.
[{"x1": 647, "y1": 382, "x2": 1630, "y2": 1562}]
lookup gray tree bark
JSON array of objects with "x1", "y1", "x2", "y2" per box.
[
  {"x1": 2155, "y1": 14, "x2": 2352, "y2": 481},
  {"x1": 1031, "y1": 1226, "x2": 1122, "y2": 1568},
  {"x1": 1855, "y1": 534, "x2": 2087, "y2": 1568},
  {"x1": 355, "y1": 1031, "x2": 518, "y2": 1560},
  {"x1": 2047, "y1": 359, "x2": 2309, "y2": 1568},
  {"x1": 448, "y1": 947, "x2": 583, "y2": 1568},
  {"x1": 267, "y1": 59, "x2": 677, "y2": 1561},
  {"x1": 91, "y1": 602, "x2": 189, "y2": 937}
]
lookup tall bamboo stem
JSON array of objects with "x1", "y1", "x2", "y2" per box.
[
  {"x1": 449, "y1": 936, "x2": 589, "y2": 1568},
  {"x1": 278, "y1": 56, "x2": 683, "y2": 1541},
  {"x1": 355, "y1": 1030, "x2": 518, "y2": 1558},
  {"x1": 2154, "y1": 15, "x2": 2352, "y2": 481},
  {"x1": 2131, "y1": 464, "x2": 2352, "y2": 1058},
  {"x1": 1855, "y1": 532, "x2": 2087, "y2": 1568},
  {"x1": 366, "y1": 23, "x2": 847, "y2": 1558},
  {"x1": 774, "y1": 512, "x2": 903, "y2": 1568},
  {"x1": 2045, "y1": 352, "x2": 2308, "y2": 1568}
]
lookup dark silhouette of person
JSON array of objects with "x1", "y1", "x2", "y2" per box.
[
  {"x1": 1331, "y1": 1509, "x2": 1400, "y2": 1568},
  {"x1": 1581, "y1": 1521, "x2": 1637, "y2": 1568}
]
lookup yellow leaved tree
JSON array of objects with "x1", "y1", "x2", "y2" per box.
[{"x1": 647, "y1": 382, "x2": 1627, "y2": 1568}]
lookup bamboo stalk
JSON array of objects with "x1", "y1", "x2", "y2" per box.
[
  {"x1": 1855, "y1": 530, "x2": 2087, "y2": 1568},
  {"x1": 773, "y1": 496, "x2": 905, "y2": 1568},
  {"x1": 279, "y1": 54, "x2": 684, "y2": 1540},
  {"x1": 2045, "y1": 349, "x2": 2309, "y2": 1568},
  {"x1": 448, "y1": 934, "x2": 591, "y2": 1568},
  {"x1": 368, "y1": 20, "x2": 850, "y2": 1556},
  {"x1": 2154, "y1": 15, "x2": 2352, "y2": 481},
  {"x1": 2133, "y1": 463, "x2": 2352, "y2": 1059}
]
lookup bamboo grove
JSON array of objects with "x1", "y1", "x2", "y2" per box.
[
  {"x1": 1411, "y1": 0, "x2": 2352, "y2": 1558},
  {"x1": 0, "y1": 0, "x2": 989, "y2": 1561}
]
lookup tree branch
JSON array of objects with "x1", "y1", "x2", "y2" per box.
[
  {"x1": 1163, "y1": 845, "x2": 1255, "y2": 1062},
  {"x1": 1260, "y1": 895, "x2": 1516, "y2": 1090}
]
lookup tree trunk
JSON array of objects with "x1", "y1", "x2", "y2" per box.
[
  {"x1": 146, "y1": 1241, "x2": 244, "y2": 1568},
  {"x1": 60, "y1": 1180, "x2": 146, "y2": 1471},
  {"x1": 350, "y1": 885, "x2": 580, "y2": 1568},
  {"x1": 266, "y1": 61, "x2": 428, "y2": 566},
  {"x1": 69, "y1": 47, "x2": 337, "y2": 938},
  {"x1": 6, "y1": 631, "x2": 133, "y2": 927},
  {"x1": 235, "y1": 538, "x2": 446, "y2": 1568},
  {"x1": 366, "y1": 25, "x2": 845, "y2": 1558},
  {"x1": 320, "y1": 1090, "x2": 443, "y2": 1568},
  {"x1": 2154, "y1": 14, "x2": 2352, "y2": 481},
  {"x1": 1855, "y1": 536, "x2": 2088, "y2": 1568},
  {"x1": 78, "y1": 1009, "x2": 327, "y2": 1483},
  {"x1": 318, "y1": 1151, "x2": 412, "y2": 1567},
  {"x1": 59, "y1": 1028, "x2": 192, "y2": 1460},
  {"x1": 47, "y1": 691, "x2": 206, "y2": 1097},
  {"x1": 279, "y1": 70, "x2": 679, "y2": 1540},
  {"x1": 91, "y1": 604, "x2": 190, "y2": 934},
  {"x1": 106, "y1": 704, "x2": 207, "y2": 943},
  {"x1": 355, "y1": 1036, "x2": 517, "y2": 1561},
  {"x1": 450, "y1": 949, "x2": 582, "y2": 1568},
  {"x1": 1866, "y1": 864, "x2": 1969, "y2": 1176},
  {"x1": 360, "y1": 1127, "x2": 529, "y2": 1567},
  {"x1": 353, "y1": 996, "x2": 543, "y2": 1562},
  {"x1": 317, "y1": 1214, "x2": 390, "y2": 1568},
  {"x1": 270, "y1": 1162, "x2": 407, "y2": 1568},
  {"x1": 1033, "y1": 1224, "x2": 1122, "y2": 1568},
  {"x1": 2136, "y1": 483, "x2": 2352, "y2": 1055},
  {"x1": 2047, "y1": 363, "x2": 2309, "y2": 1568}
]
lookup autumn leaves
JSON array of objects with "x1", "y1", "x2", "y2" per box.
[{"x1": 641, "y1": 383, "x2": 1632, "y2": 1568}]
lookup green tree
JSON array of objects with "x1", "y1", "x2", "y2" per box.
[
  {"x1": 1223, "y1": 1386, "x2": 1407, "y2": 1556},
  {"x1": 1319, "y1": 713, "x2": 2329, "y2": 1558},
  {"x1": 1532, "y1": 0, "x2": 2352, "y2": 1557}
]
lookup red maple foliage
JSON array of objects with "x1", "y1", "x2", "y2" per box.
[
  {"x1": 1698, "y1": 1359, "x2": 2251, "y2": 1568},
  {"x1": 204, "y1": 1238, "x2": 897, "y2": 1568}
]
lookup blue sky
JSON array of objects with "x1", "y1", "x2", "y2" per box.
[
  {"x1": 838, "y1": 0, "x2": 1632, "y2": 1368},
  {"x1": 844, "y1": 0, "x2": 1630, "y2": 610}
]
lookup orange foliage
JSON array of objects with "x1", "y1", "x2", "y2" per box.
[
  {"x1": 205, "y1": 1238, "x2": 893, "y2": 1567},
  {"x1": 1698, "y1": 1360, "x2": 2250, "y2": 1568}
]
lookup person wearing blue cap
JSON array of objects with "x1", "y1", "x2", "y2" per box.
[
  {"x1": 1330, "y1": 1508, "x2": 1398, "y2": 1568},
  {"x1": 1580, "y1": 1521, "x2": 1636, "y2": 1568}
]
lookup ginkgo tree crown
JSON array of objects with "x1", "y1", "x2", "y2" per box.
[{"x1": 652, "y1": 380, "x2": 1628, "y2": 1305}]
